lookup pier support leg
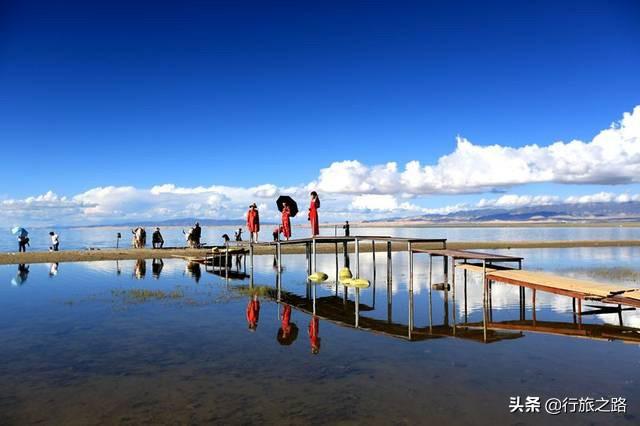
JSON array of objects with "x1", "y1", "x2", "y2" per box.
[
  {"x1": 313, "y1": 238, "x2": 317, "y2": 273},
  {"x1": 463, "y1": 268, "x2": 468, "y2": 324},
  {"x1": 408, "y1": 242, "x2": 413, "y2": 332},
  {"x1": 428, "y1": 255, "x2": 433, "y2": 333},
  {"x1": 355, "y1": 238, "x2": 360, "y2": 278},
  {"x1": 387, "y1": 241, "x2": 392, "y2": 283},
  {"x1": 532, "y1": 289, "x2": 537, "y2": 325},
  {"x1": 451, "y1": 259, "x2": 456, "y2": 335}
]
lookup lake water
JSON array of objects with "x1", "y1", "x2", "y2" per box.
[
  {"x1": 0, "y1": 246, "x2": 638, "y2": 424},
  {"x1": 2, "y1": 224, "x2": 640, "y2": 252}
]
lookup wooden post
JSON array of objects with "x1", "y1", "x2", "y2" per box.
[
  {"x1": 532, "y1": 288, "x2": 537, "y2": 325},
  {"x1": 355, "y1": 237, "x2": 360, "y2": 278},
  {"x1": 463, "y1": 267, "x2": 468, "y2": 324},
  {"x1": 577, "y1": 298, "x2": 582, "y2": 328},
  {"x1": 408, "y1": 241, "x2": 413, "y2": 332},
  {"x1": 372, "y1": 240, "x2": 376, "y2": 278},
  {"x1": 482, "y1": 260, "x2": 487, "y2": 342},
  {"x1": 312, "y1": 238, "x2": 317, "y2": 273},
  {"x1": 277, "y1": 242, "x2": 282, "y2": 271},
  {"x1": 451, "y1": 258, "x2": 456, "y2": 335},
  {"x1": 387, "y1": 241, "x2": 392, "y2": 283},
  {"x1": 355, "y1": 288, "x2": 360, "y2": 328},
  {"x1": 428, "y1": 254, "x2": 433, "y2": 333}
]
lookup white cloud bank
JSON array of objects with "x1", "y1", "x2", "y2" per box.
[
  {"x1": 314, "y1": 105, "x2": 640, "y2": 194},
  {"x1": 2, "y1": 105, "x2": 640, "y2": 226}
]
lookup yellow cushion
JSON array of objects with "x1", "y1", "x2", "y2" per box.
[
  {"x1": 338, "y1": 267, "x2": 353, "y2": 280},
  {"x1": 308, "y1": 272, "x2": 329, "y2": 282},
  {"x1": 344, "y1": 278, "x2": 370, "y2": 289}
]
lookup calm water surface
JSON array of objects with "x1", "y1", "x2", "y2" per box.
[
  {"x1": 1, "y1": 247, "x2": 639, "y2": 425},
  {"x1": 2, "y1": 225, "x2": 640, "y2": 252}
]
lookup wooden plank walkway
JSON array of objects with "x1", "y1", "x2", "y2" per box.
[
  {"x1": 486, "y1": 269, "x2": 639, "y2": 300},
  {"x1": 413, "y1": 248, "x2": 522, "y2": 262}
]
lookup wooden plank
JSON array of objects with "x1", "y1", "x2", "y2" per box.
[
  {"x1": 487, "y1": 270, "x2": 627, "y2": 298},
  {"x1": 456, "y1": 263, "x2": 498, "y2": 274},
  {"x1": 413, "y1": 248, "x2": 523, "y2": 262}
]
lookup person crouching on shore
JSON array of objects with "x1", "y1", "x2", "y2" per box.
[{"x1": 49, "y1": 231, "x2": 60, "y2": 251}]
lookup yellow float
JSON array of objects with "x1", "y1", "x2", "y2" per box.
[{"x1": 308, "y1": 272, "x2": 329, "y2": 282}]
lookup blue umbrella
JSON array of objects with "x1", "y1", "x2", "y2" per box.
[{"x1": 11, "y1": 227, "x2": 28, "y2": 238}]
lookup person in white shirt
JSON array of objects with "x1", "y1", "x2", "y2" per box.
[{"x1": 49, "y1": 231, "x2": 60, "y2": 251}]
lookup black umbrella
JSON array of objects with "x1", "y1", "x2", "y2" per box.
[{"x1": 276, "y1": 195, "x2": 299, "y2": 217}]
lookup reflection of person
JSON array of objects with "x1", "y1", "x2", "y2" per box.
[
  {"x1": 308, "y1": 191, "x2": 320, "y2": 237},
  {"x1": 134, "y1": 259, "x2": 146, "y2": 279},
  {"x1": 152, "y1": 227, "x2": 164, "y2": 248},
  {"x1": 277, "y1": 304, "x2": 299, "y2": 345},
  {"x1": 186, "y1": 261, "x2": 202, "y2": 283},
  {"x1": 49, "y1": 262, "x2": 59, "y2": 277},
  {"x1": 246, "y1": 294, "x2": 260, "y2": 331},
  {"x1": 308, "y1": 315, "x2": 321, "y2": 354},
  {"x1": 281, "y1": 202, "x2": 292, "y2": 240},
  {"x1": 49, "y1": 231, "x2": 60, "y2": 251},
  {"x1": 247, "y1": 203, "x2": 260, "y2": 243},
  {"x1": 152, "y1": 258, "x2": 164, "y2": 279},
  {"x1": 12, "y1": 264, "x2": 30, "y2": 286}
]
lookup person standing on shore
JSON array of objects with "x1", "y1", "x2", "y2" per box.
[
  {"x1": 281, "y1": 202, "x2": 292, "y2": 241},
  {"x1": 192, "y1": 222, "x2": 202, "y2": 247},
  {"x1": 309, "y1": 191, "x2": 320, "y2": 237},
  {"x1": 152, "y1": 227, "x2": 164, "y2": 248},
  {"x1": 247, "y1": 203, "x2": 260, "y2": 243},
  {"x1": 49, "y1": 231, "x2": 60, "y2": 251}
]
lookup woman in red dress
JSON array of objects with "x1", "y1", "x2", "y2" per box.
[
  {"x1": 308, "y1": 191, "x2": 320, "y2": 237},
  {"x1": 246, "y1": 203, "x2": 260, "y2": 242},
  {"x1": 281, "y1": 202, "x2": 292, "y2": 240},
  {"x1": 308, "y1": 315, "x2": 321, "y2": 354},
  {"x1": 246, "y1": 294, "x2": 260, "y2": 331}
]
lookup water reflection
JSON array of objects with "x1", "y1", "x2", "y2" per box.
[
  {"x1": 277, "y1": 304, "x2": 298, "y2": 345},
  {"x1": 308, "y1": 315, "x2": 321, "y2": 354},
  {"x1": 185, "y1": 261, "x2": 202, "y2": 283},
  {"x1": 133, "y1": 259, "x2": 146, "y2": 279},
  {"x1": 48, "y1": 262, "x2": 58, "y2": 277},
  {"x1": 151, "y1": 258, "x2": 164, "y2": 279},
  {"x1": 246, "y1": 294, "x2": 260, "y2": 331},
  {"x1": 11, "y1": 264, "x2": 30, "y2": 286}
]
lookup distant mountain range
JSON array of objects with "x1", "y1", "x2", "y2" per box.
[{"x1": 367, "y1": 201, "x2": 640, "y2": 224}]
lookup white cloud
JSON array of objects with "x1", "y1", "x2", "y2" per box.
[
  {"x1": 316, "y1": 106, "x2": 640, "y2": 194},
  {"x1": 2, "y1": 106, "x2": 640, "y2": 226}
]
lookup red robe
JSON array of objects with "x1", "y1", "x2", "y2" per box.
[
  {"x1": 308, "y1": 315, "x2": 320, "y2": 351},
  {"x1": 247, "y1": 208, "x2": 260, "y2": 233},
  {"x1": 246, "y1": 299, "x2": 260, "y2": 328},
  {"x1": 281, "y1": 304, "x2": 292, "y2": 333},
  {"x1": 309, "y1": 198, "x2": 320, "y2": 236},
  {"x1": 281, "y1": 206, "x2": 291, "y2": 239}
]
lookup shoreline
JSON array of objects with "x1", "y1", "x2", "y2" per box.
[{"x1": 2, "y1": 239, "x2": 639, "y2": 265}]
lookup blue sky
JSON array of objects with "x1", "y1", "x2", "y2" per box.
[{"x1": 1, "y1": 0, "x2": 640, "y2": 225}]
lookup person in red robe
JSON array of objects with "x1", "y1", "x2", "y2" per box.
[
  {"x1": 308, "y1": 191, "x2": 320, "y2": 237},
  {"x1": 308, "y1": 315, "x2": 321, "y2": 354},
  {"x1": 246, "y1": 203, "x2": 260, "y2": 242},
  {"x1": 281, "y1": 202, "x2": 292, "y2": 240},
  {"x1": 246, "y1": 294, "x2": 260, "y2": 331}
]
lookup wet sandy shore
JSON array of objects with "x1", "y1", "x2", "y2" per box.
[{"x1": 1, "y1": 239, "x2": 639, "y2": 265}]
